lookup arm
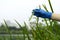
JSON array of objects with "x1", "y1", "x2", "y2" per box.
[
  {"x1": 33, "y1": 9, "x2": 60, "y2": 21},
  {"x1": 51, "y1": 13, "x2": 60, "y2": 21}
]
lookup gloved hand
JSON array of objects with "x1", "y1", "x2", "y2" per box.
[{"x1": 32, "y1": 9, "x2": 52, "y2": 19}]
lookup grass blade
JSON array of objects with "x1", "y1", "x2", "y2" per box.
[
  {"x1": 48, "y1": 0, "x2": 54, "y2": 13},
  {"x1": 29, "y1": 14, "x2": 33, "y2": 21},
  {"x1": 14, "y1": 20, "x2": 25, "y2": 40},
  {"x1": 24, "y1": 22, "x2": 31, "y2": 40},
  {"x1": 4, "y1": 19, "x2": 12, "y2": 40}
]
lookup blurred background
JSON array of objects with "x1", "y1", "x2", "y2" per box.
[{"x1": 0, "y1": 0, "x2": 60, "y2": 40}]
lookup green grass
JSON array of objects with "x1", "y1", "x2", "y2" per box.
[{"x1": 0, "y1": 0, "x2": 60, "y2": 40}]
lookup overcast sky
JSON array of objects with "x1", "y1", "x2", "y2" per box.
[{"x1": 0, "y1": 0, "x2": 60, "y2": 25}]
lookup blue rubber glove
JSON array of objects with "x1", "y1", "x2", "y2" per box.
[{"x1": 32, "y1": 9, "x2": 52, "y2": 19}]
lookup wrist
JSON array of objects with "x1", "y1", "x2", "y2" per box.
[
  {"x1": 51, "y1": 13, "x2": 60, "y2": 21},
  {"x1": 46, "y1": 12, "x2": 52, "y2": 19}
]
